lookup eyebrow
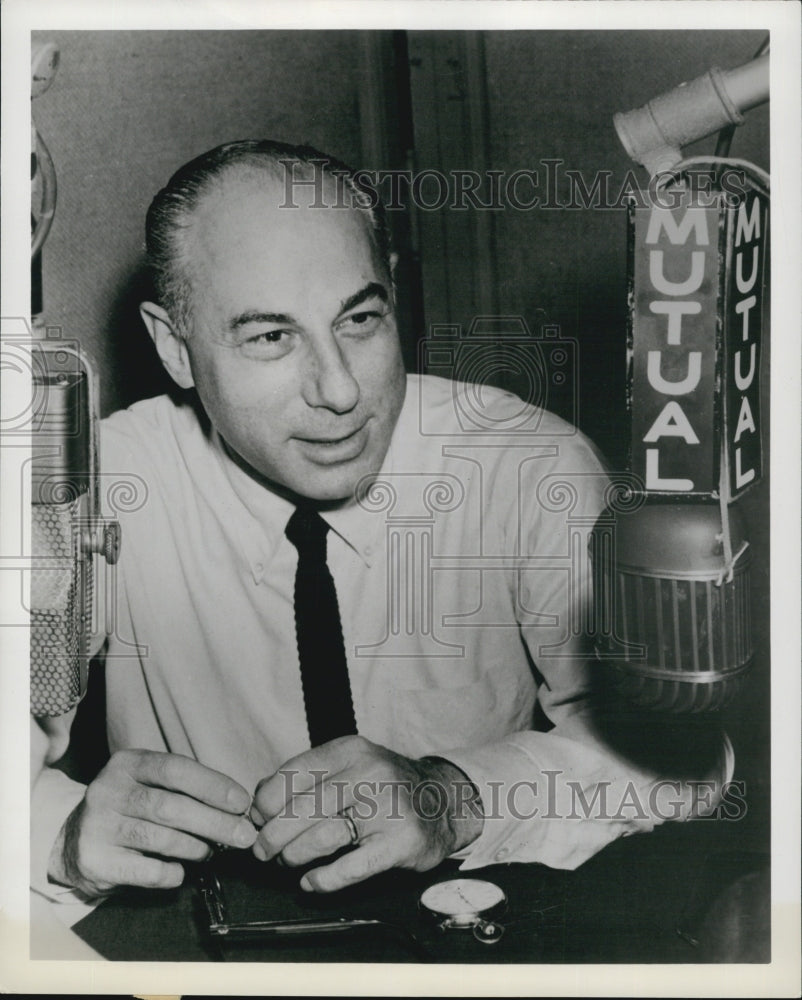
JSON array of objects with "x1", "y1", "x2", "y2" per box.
[
  {"x1": 227, "y1": 282, "x2": 389, "y2": 332},
  {"x1": 229, "y1": 309, "x2": 294, "y2": 330},
  {"x1": 338, "y1": 282, "x2": 388, "y2": 316}
]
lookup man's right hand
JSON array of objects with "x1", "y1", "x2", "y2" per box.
[{"x1": 47, "y1": 750, "x2": 257, "y2": 898}]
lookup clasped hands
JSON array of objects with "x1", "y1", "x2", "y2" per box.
[{"x1": 49, "y1": 736, "x2": 484, "y2": 898}]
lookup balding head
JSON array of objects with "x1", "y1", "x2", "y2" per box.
[{"x1": 145, "y1": 139, "x2": 393, "y2": 338}]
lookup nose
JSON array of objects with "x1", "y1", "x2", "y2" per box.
[{"x1": 301, "y1": 333, "x2": 360, "y2": 414}]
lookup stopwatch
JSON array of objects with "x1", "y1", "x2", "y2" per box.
[{"x1": 419, "y1": 878, "x2": 507, "y2": 943}]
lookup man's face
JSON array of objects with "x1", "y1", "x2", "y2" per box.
[{"x1": 178, "y1": 170, "x2": 406, "y2": 502}]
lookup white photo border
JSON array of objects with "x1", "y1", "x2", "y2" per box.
[{"x1": 1, "y1": 1, "x2": 799, "y2": 995}]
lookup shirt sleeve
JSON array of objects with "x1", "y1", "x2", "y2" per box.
[{"x1": 437, "y1": 435, "x2": 735, "y2": 870}]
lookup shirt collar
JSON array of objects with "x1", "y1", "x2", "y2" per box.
[
  {"x1": 209, "y1": 429, "x2": 293, "y2": 581},
  {"x1": 324, "y1": 373, "x2": 419, "y2": 565},
  {"x1": 207, "y1": 376, "x2": 421, "y2": 574}
]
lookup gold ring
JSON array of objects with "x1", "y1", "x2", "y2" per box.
[{"x1": 340, "y1": 806, "x2": 360, "y2": 847}]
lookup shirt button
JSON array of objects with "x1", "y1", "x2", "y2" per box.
[
  {"x1": 364, "y1": 546, "x2": 372, "y2": 557},
  {"x1": 495, "y1": 847, "x2": 510, "y2": 861},
  {"x1": 254, "y1": 562, "x2": 264, "y2": 575}
]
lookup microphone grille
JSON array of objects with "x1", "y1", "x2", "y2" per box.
[
  {"x1": 30, "y1": 498, "x2": 92, "y2": 716},
  {"x1": 592, "y1": 504, "x2": 753, "y2": 713}
]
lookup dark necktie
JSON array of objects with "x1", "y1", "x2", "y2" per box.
[{"x1": 285, "y1": 506, "x2": 358, "y2": 746}]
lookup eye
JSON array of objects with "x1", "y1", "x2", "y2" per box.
[
  {"x1": 250, "y1": 330, "x2": 285, "y2": 343},
  {"x1": 240, "y1": 328, "x2": 294, "y2": 359},
  {"x1": 335, "y1": 310, "x2": 387, "y2": 337}
]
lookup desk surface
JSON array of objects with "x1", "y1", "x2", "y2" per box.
[{"x1": 71, "y1": 817, "x2": 769, "y2": 965}]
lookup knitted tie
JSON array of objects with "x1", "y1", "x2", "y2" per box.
[{"x1": 285, "y1": 506, "x2": 357, "y2": 746}]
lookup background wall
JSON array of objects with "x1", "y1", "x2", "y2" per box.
[
  {"x1": 32, "y1": 29, "x2": 771, "y2": 832},
  {"x1": 407, "y1": 30, "x2": 769, "y2": 464},
  {"x1": 32, "y1": 29, "x2": 400, "y2": 411}
]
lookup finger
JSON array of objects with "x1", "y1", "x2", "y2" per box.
[
  {"x1": 255, "y1": 775, "x2": 358, "y2": 860},
  {"x1": 123, "y1": 785, "x2": 257, "y2": 849},
  {"x1": 278, "y1": 814, "x2": 357, "y2": 868},
  {"x1": 122, "y1": 750, "x2": 252, "y2": 814},
  {"x1": 299, "y1": 842, "x2": 396, "y2": 894},
  {"x1": 252, "y1": 736, "x2": 365, "y2": 819},
  {"x1": 108, "y1": 849, "x2": 185, "y2": 890},
  {"x1": 117, "y1": 818, "x2": 214, "y2": 862}
]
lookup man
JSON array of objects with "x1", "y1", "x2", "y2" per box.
[{"x1": 32, "y1": 140, "x2": 730, "y2": 907}]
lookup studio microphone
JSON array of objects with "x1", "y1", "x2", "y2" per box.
[
  {"x1": 596, "y1": 47, "x2": 769, "y2": 713},
  {"x1": 588, "y1": 179, "x2": 767, "y2": 715},
  {"x1": 30, "y1": 342, "x2": 120, "y2": 718}
]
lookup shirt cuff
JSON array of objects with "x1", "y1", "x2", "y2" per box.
[
  {"x1": 30, "y1": 765, "x2": 98, "y2": 922},
  {"x1": 436, "y1": 738, "x2": 552, "y2": 869},
  {"x1": 436, "y1": 728, "x2": 736, "y2": 872}
]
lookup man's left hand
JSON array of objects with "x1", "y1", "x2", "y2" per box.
[{"x1": 250, "y1": 736, "x2": 483, "y2": 892}]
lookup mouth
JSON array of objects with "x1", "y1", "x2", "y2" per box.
[{"x1": 295, "y1": 421, "x2": 370, "y2": 465}]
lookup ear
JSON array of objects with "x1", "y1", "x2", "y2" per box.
[{"x1": 139, "y1": 301, "x2": 195, "y2": 389}]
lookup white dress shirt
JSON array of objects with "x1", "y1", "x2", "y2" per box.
[{"x1": 31, "y1": 374, "x2": 732, "y2": 913}]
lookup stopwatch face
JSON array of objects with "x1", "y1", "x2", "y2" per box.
[{"x1": 420, "y1": 879, "x2": 506, "y2": 924}]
